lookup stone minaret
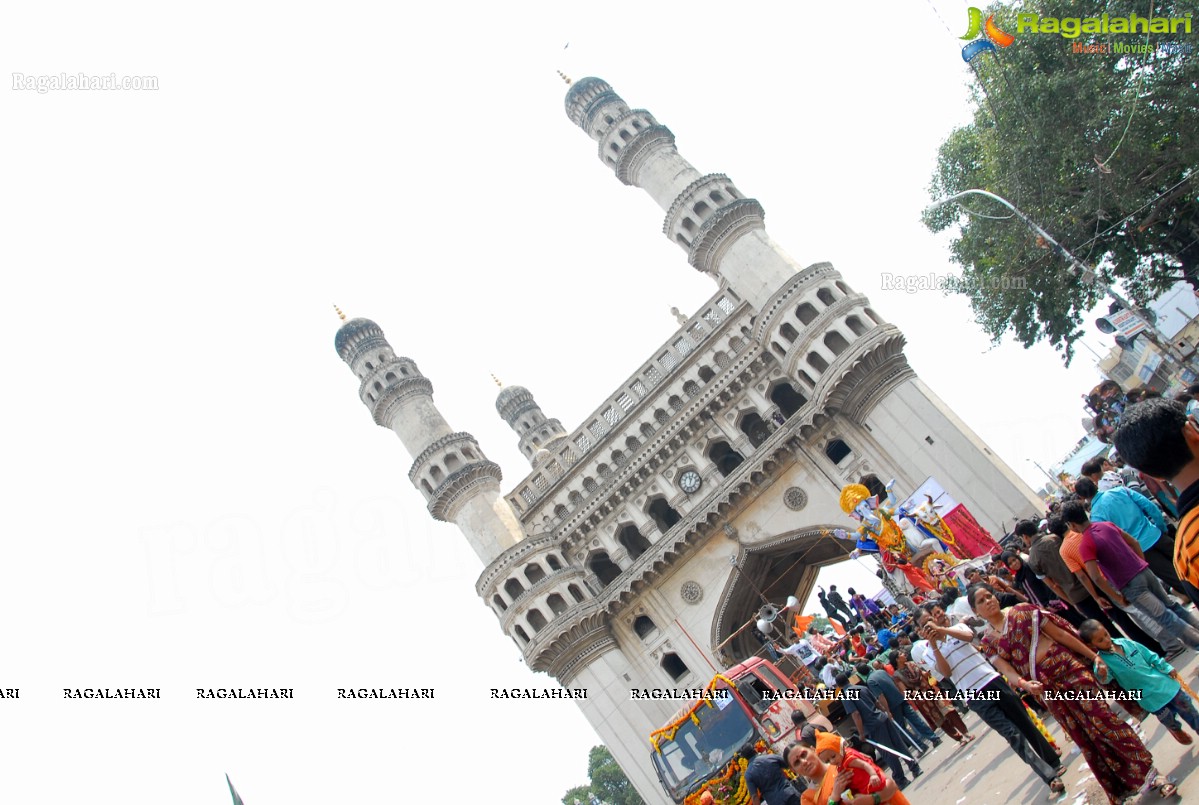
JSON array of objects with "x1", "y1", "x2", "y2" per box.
[
  {"x1": 495, "y1": 382, "x2": 568, "y2": 466},
  {"x1": 565, "y1": 77, "x2": 802, "y2": 314},
  {"x1": 334, "y1": 315, "x2": 524, "y2": 565}
]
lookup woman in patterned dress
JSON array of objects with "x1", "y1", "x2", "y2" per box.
[
  {"x1": 967, "y1": 585, "x2": 1175, "y2": 803},
  {"x1": 891, "y1": 649, "x2": 974, "y2": 745}
]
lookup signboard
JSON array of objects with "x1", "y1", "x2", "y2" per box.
[
  {"x1": 1107, "y1": 309, "x2": 1149, "y2": 338},
  {"x1": 1136, "y1": 351, "x2": 1164, "y2": 384},
  {"x1": 897, "y1": 477, "x2": 957, "y2": 517}
]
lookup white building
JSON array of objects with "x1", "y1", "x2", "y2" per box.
[{"x1": 334, "y1": 77, "x2": 1042, "y2": 804}]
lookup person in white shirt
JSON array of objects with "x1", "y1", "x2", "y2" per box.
[{"x1": 914, "y1": 603, "x2": 1065, "y2": 797}]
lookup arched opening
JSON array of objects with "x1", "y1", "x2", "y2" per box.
[
  {"x1": 611, "y1": 450, "x2": 626, "y2": 467},
  {"x1": 514, "y1": 626, "x2": 529, "y2": 644},
  {"x1": 640, "y1": 422, "x2": 655, "y2": 439},
  {"x1": 626, "y1": 436, "x2": 641, "y2": 451},
  {"x1": 655, "y1": 409, "x2": 670, "y2": 425},
  {"x1": 568, "y1": 490, "x2": 583, "y2": 508},
  {"x1": 807, "y1": 352, "x2": 829, "y2": 373},
  {"x1": 845, "y1": 316, "x2": 867, "y2": 337},
  {"x1": 795, "y1": 303, "x2": 818, "y2": 325},
  {"x1": 779, "y1": 322, "x2": 799, "y2": 343},
  {"x1": 492, "y1": 594, "x2": 507, "y2": 612},
  {"x1": 729, "y1": 336, "x2": 744, "y2": 353},
  {"x1": 634, "y1": 615, "x2": 658, "y2": 639},
  {"x1": 738, "y1": 412, "x2": 772, "y2": 448},
  {"x1": 662, "y1": 652, "x2": 689, "y2": 681},
  {"x1": 583, "y1": 477, "x2": 598, "y2": 494},
  {"x1": 553, "y1": 505, "x2": 567, "y2": 520},
  {"x1": 698, "y1": 366, "x2": 715, "y2": 383},
  {"x1": 503, "y1": 578, "x2": 525, "y2": 600},
  {"x1": 865, "y1": 308, "x2": 882, "y2": 325},
  {"x1": 597, "y1": 463, "x2": 612, "y2": 480},
  {"x1": 587, "y1": 552, "x2": 622, "y2": 587},
  {"x1": 770, "y1": 383, "x2": 807, "y2": 418},
  {"x1": 668, "y1": 395, "x2": 684, "y2": 411},
  {"x1": 527, "y1": 609, "x2": 548, "y2": 633},
  {"x1": 817, "y1": 287, "x2": 836, "y2": 306},
  {"x1": 772, "y1": 342, "x2": 786, "y2": 358},
  {"x1": 824, "y1": 331, "x2": 850, "y2": 356},
  {"x1": 547, "y1": 593, "x2": 568, "y2": 615},
  {"x1": 683, "y1": 381, "x2": 700, "y2": 398},
  {"x1": 825, "y1": 439, "x2": 852, "y2": 465},
  {"x1": 708, "y1": 441, "x2": 745, "y2": 477},
  {"x1": 647, "y1": 497, "x2": 682, "y2": 535},
  {"x1": 546, "y1": 554, "x2": 562, "y2": 571},
  {"x1": 444, "y1": 453, "x2": 462, "y2": 472},
  {"x1": 618, "y1": 524, "x2": 652, "y2": 560},
  {"x1": 429, "y1": 466, "x2": 444, "y2": 483},
  {"x1": 836, "y1": 281, "x2": 851, "y2": 295},
  {"x1": 385, "y1": 371, "x2": 397, "y2": 382},
  {"x1": 568, "y1": 584, "x2": 586, "y2": 603},
  {"x1": 364, "y1": 362, "x2": 374, "y2": 371},
  {"x1": 420, "y1": 479, "x2": 432, "y2": 495},
  {"x1": 524, "y1": 563, "x2": 546, "y2": 585}
]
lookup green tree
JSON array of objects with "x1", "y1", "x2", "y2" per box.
[
  {"x1": 561, "y1": 746, "x2": 645, "y2": 805},
  {"x1": 924, "y1": 0, "x2": 1199, "y2": 364}
]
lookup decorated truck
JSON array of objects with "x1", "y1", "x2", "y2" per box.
[{"x1": 648, "y1": 657, "x2": 834, "y2": 804}]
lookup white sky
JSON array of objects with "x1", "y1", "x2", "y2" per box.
[{"x1": 3, "y1": 2, "x2": 1121, "y2": 802}]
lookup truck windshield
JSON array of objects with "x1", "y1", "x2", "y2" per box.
[{"x1": 650, "y1": 696, "x2": 755, "y2": 803}]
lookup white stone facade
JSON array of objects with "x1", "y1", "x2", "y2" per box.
[{"x1": 335, "y1": 78, "x2": 1043, "y2": 804}]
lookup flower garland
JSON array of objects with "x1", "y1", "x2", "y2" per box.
[
  {"x1": 649, "y1": 674, "x2": 740, "y2": 752},
  {"x1": 682, "y1": 743, "x2": 776, "y2": 805},
  {"x1": 683, "y1": 757, "x2": 749, "y2": 805},
  {"x1": 1024, "y1": 703, "x2": 1059, "y2": 752}
]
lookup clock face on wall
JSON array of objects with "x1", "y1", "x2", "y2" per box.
[{"x1": 679, "y1": 469, "x2": 702, "y2": 494}]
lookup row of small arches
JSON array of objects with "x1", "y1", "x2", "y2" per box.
[
  {"x1": 491, "y1": 553, "x2": 568, "y2": 608},
  {"x1": 361, "y1": 352, "x2": 414, "y2": 403},
  {"x1": 416, "y1": 446, "x2": 480, "y2": 495},
  {"x1": 673, "y1": 184, "x2": 743, "y2": 248},
  {"x1": 602, "y1": 113, "x2": 650, "y2": 166},
  {"x1": 507, "y1": 582, "x2": 591, "y2": 644},
  {"x1": 548, "y1": 376, "x2": 806, "y2": 520}
]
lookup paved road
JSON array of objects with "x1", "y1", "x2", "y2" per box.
[{"x1": 899, "y1": 655, "x2": 1199, "y2": 804}]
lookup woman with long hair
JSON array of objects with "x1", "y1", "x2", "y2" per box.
[
  {"x1": 967, "y1": 585, "x2": 1176, "y2": 802},
  {"x1": 892, "y1": 649, "x2": 975, "y2": 746}
]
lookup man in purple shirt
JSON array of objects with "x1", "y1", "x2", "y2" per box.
[{"x1": 1061, "y1": 500, "x2": 1199, "y2": 659}]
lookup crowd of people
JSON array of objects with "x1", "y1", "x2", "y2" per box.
[{"x1": 736, "y1": 388, "x2": 1199, "y2": 805}]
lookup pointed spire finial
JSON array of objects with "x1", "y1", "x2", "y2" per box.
[
  {"x1": 557, "y1": 70, "x2": 572, "y2": 86},
  {"x1": 333, "y1": 304, "x2": 347, "y2": 322},
  {"x1": 491, "y1": 373, "x2": 503, "y2": 388}
]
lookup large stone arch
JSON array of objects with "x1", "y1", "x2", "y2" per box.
[{"x1": 710, "y1": 525, "x2": 857, "y2": 664}]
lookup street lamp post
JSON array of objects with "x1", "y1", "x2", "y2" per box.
[{"x1": 928, "y1": 189, "x2": 1199, "y2": 377}]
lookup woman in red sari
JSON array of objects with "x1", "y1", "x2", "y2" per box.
[{"x1": 968, "y1": 585, "x2": 1175, "y2": 803}]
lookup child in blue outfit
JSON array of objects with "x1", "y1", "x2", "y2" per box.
[{"x1": 1081, "y1": 619, "x2": 1199, "y2": 745}]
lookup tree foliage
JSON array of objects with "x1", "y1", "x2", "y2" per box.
[
  {"x1": 924, "y1": 0, "x2": 1199, "y2": 364},
  {"x1": 561, "y1": 745, "x2": 645, "y2": 805}
]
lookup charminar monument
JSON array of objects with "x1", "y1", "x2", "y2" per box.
[{"x1": 333, "y1": 77, "x2": 1041, "y2": 803}]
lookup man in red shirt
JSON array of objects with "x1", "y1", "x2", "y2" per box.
[{"x1": 1061, "y1": 500, "x2": 1199, "y2": 660}]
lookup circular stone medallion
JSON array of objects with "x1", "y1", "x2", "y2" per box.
[
  {"x1": 680, "y1": 580, "x2": 703, "y2": 605},
  {"x1": 783, "y1": 487, "x2": 809, "y2": 511}
]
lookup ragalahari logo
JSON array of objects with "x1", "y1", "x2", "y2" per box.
[{"x1": 961, "y1": 7, "x2": 1015, "y2": 61}]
